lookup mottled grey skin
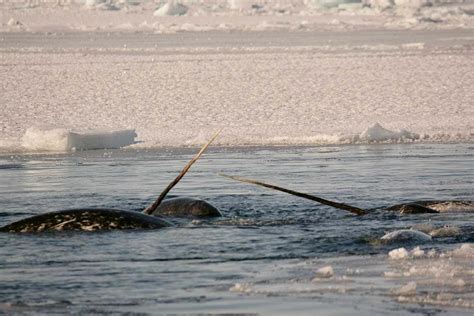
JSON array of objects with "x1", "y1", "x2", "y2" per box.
[
  {"x1": 0, "y1": 198, "x2": 220, "y2": 233},
  {"x1": 386, "y1": 200, "x2": 474, "y2": 214},
  {"x1": 413, "y1": 200, "x2": 473, "y2": 210},
  {"x1": 386, "y1": 203, "x2": 439, "y2": 214},
  {"x1": 0, "y1": 209, "x2": 172, "y2": 233},
  {"x1": 152, "y1": 197, "x2": 222, "y2": 218}
]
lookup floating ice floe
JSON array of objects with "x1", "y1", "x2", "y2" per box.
[
  {"x1": 84, "y1": 0, "x2": 120, "y2": 11},
  {"x1": 392, "y1": 281, "x2": 417, "y2": 295},
  {"x1": 385, "y1": 243, "x2": 473, "y2": 308},
  {"x1": 21, "y1": 127, "x2": 137, "y2": 152},
  {"x1": 450, "y1": 243, "x2": 474, "y2": 258},
  {"x1": 410, "y1": 246, "x2": 425, "y2": 258},
  {"x1": 357, "y1": 123, "x2": 420, "y2": 142},
  {"x1": 309, "y1": 0, "x2": 362, "y2": 9},
  {"x1": 228, "y1": 0, "x2": 251, "y2": 10},
  {"x1": 85, "y1": 0, "x2": 102, "y2": 6},
  {"x1": 388, "y1": 247, "x2": 409, "y2": 259},
  {"x1": 388, "y1": 245, "x2": 440, "y2": 260},
  {"x1": 314, "y1": 265, "x2": 334, "y2": 279},
  {"x1": 154, "y1": 0, "x2": 188, "y2": 17},
  {"x1": 229, "y1": 282, "x2": 252, "y2": 293},
  {"x1": 364, "y1": 0, "x2": 430, "y2": 10}
]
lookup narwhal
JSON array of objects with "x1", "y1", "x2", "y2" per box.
[
  {"x1": 220, "y1": 174, "x2": 473, "y2": 215},
  {"x1": 220, "y1": 174, "x2": 472, "y2": 244},
  {"x1": 0, "y1": 132, "x2": 222, "y2": 233}
]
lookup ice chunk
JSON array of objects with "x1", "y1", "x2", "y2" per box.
[
  {"x1": 455, "y1": 279, "x2": 466, "y2": 287},
  {"x1": 358, "y1": 123, "x2": 419, "y2": 142},
  {"x1": 393, "y1": 281, "x2": 417, "y2": 295},
  {"x1": 21, "y1": 127, "x2": 137, "y2": 152},
  {"x1": 229, "y1": 282, "x2": 252, "y2": 293},
  {"x1": 85, "y1": 0, "x2": 104, "y2": 6},
  {"x1": 394, "y1": 0, "x2": 430, "y2": 9},
  {"x1": 384, "y1": 271, "x2": 403, "y2": 277},
  {"x1": 228, "y1": 0, "x2": 253, "y2": 10},
  {"x1": 84, "y1": 0, "x2": 120, "y2": 10},
  {"x1": 426, "y1": 249, "x2": 437, "y2": 258},
  {"x1": 308, "y1": 0, "x2": 361, "y2": 9},
  {"x1": 363, "y1": 0, "x2": 393, "y2": 10},
  {"x1": 410, "y1": 246, "x2": 425, "y2": 257},
  {"x1": 7, "y1": 18, "x2": 23, "y2": 27},
  {"x1": 315, "y1": 265, "x2": 334, "y2": 278},
  {"x1": 388, "y1": 247, "x2": 409, "y2": 259},
  {"x1": 154, "y1": 1, "x2": 188, "y2": 17},
  {"x1": 364, "y1": 0, "x2": 430, "y2": 10},
  {"x1": 451, "y1": 244, "x2": 474, "y2": 258}
]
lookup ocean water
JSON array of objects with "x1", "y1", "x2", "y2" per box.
[{"x1": 0, "y1": 143, "x2": 473, "y2": 315}]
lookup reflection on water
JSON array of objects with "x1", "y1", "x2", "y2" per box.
[{"x1": 0, "y1": 144, "x2": 473, "y2": 314}]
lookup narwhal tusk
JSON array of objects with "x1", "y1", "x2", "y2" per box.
[
  {"x1": 219, "y1": 173, "x2": 367, "y2": 216},
  {"x1": 143, "y1": 130, "x2": 222, "y2": 215}
]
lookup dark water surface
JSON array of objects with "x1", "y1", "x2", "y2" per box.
[{"x1": 0, "y1": 144, "x2": 473, "y2": 315}]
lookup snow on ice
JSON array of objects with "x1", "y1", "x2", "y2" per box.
[
  {"x1": 0, "y1": 1, "x2": 472, "y2": 152},
  {"x1": 21, "y1": 127, "x2": 137, "y2": 152}
]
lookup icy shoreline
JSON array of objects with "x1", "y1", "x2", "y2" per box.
[
  {"x1": 1, "y1": 1, "x2": 474, "y2": 33},
  {"x1": 1, "y1": 8, "x2": 472, "y2": 153},
  {"x1": 0, "y1": 123, "x2": 472, "y2": 154}
]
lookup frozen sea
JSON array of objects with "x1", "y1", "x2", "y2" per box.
[
  {"x1": 1, "y1": 28, "x2": 473, "y2": 150},
  {"x1": 0, "y1": 144, "x2": 473, "y2": 315}
]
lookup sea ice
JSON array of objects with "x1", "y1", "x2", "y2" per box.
[
  {"x1": 314, "y1": 265, "x2": 335, "y2": 278},
  {"x1": 388, "y1": 247, "x2": 409, "y2": 259},
  {"x1": 228, "y1": 0, "x2": 255, "y2": 10},
  {"x1": 410, "y1": 246, "x2": 425, "y2": 257},
  {"x1": 229, "y1": 282, "x2": 252, "y2": 293},
  {"x1": 85, "y1": 0, "x2": 120, "y2": 11},
  {"x1": 392, "y1": 281, "x2": 417, "y2": 295},
  {"x1": 357, "y1": 123, "x2": 420, "y2": 142},
  {"x1": 85, "y1": 0, "x2": 103, "y2": 6},
  {"x1": 154, "y1": 1, "x2": 188, "y2": 17},
  {"x1": 309, "y1": 0, "x2": 361, "y2": 9},
  {"x1": 21, "y1": 127, "x2": 137, "y2": 152},
  {"x1": 451, "y1": 243, "x2": 474, "y2": 258},
  {"x1": 7, "y1": 18, "x2": 24, "y2": 30},
  {"x1": 7, "y1": 18, "x2": 22, "y2": 27},
  {"x1": 365, "y1": 0, "x2": 430, "y2": 10},
  {"x1": 0, "y1": 6, "x2": 472, "y2": 150}
]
